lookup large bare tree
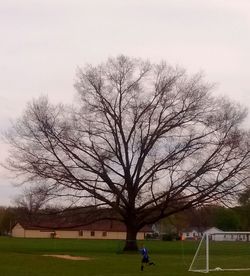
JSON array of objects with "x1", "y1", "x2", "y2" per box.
[{"x1": 5, "y1": 56, "x2": 250, "y2": 250}]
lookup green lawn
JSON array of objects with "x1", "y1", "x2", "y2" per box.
[{"x1": 0, "y1": 237, "x2": 250, "y2": 275}]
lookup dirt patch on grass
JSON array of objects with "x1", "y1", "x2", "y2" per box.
[{"x1": 43, "y1": 254, "x2": 91, "y2": 260}]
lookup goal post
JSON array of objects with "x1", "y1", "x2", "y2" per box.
[
  {"x1": 189, "y1": 231, "x2": 250, "y2": 273},
  {"x1": 189, "y1": 233, "x2": 209, "y2": 273}
]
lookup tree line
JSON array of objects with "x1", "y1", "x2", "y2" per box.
[{"x1": 1, "y1": 204, "x2": 249, "y2": 237}]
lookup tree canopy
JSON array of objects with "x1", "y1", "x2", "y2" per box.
[{"x1": 5, "y1": 56, "x2": 250, "y2": 250}]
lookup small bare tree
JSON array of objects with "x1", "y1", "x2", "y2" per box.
[
  {"x1": 14, "y1": 184, "x2": 54, "y2": 218},
  {"x1": 5, "y1": 56, "x2": 250, "y2": 250}
]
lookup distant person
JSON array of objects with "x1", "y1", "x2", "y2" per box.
[{"x1": 139, "y1": 245, "x2": 155, "y2": 271}]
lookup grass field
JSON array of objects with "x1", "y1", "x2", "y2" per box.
[{"x1": 0, "y1": 237, "x2": 250, "y2": 276}]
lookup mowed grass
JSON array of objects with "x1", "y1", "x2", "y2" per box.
[{"x1": 0, "y1": 237, "x2": 250, "y2": 276}]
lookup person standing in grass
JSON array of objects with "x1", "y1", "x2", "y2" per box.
[{"x1": 139, "y1": 245, "x2": 155, "y2": 271}]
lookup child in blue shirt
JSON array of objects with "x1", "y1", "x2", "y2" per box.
[{"x1": 139, "y1": 246, "x2": 155, "y2": 271}]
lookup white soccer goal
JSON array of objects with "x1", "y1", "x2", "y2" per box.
[{"x1": 189, "y1": 231, "x2": 250, "y2": 273}]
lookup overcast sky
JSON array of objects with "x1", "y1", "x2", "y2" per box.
[{"x1": 1, "y1": 0, "x2": 250, "y2": 205}]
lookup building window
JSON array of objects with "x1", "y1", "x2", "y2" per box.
[
  {"x1": 79, "y1": 230, "x2": 83, "y2": 237},
  {"x1": 102, "y1": 231, "x2": 107, "y2": 237},
  {"x1": 91, "y1": 231, "x2": 95, "y2": 237}
]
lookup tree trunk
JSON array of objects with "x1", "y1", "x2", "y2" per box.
[{"x1": 123, "y1": 225, "x2": 138, "y2": 251}]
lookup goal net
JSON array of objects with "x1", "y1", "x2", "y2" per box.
[{"x1": 189, "y1": 232, "x2": 250, "y2": 273}]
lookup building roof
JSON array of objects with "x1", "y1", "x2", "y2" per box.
[
  {"x1": 182, "y1": 226, "x2": 223, "y2": 233},
  {"x1": 13, "y1": 208, "x2": 152, "y2": 233},
  {"x1": 15, "y1": 220, "x2": 152, "y2": 233}
]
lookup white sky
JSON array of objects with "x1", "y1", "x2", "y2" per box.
[{"x1": 0, "y1": 0, "x2": 250, "y2": 205}]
